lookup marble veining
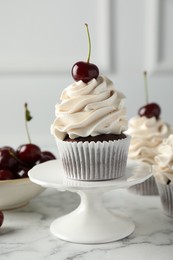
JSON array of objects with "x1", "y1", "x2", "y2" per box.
[{"x1": 0, "y1": 188, "x2": 173, "y2": 260}]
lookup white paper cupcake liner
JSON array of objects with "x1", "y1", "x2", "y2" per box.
[
  {"x1": 128, "y1": 175, "x2": 159, "y2": 196},
  {"x1": 56, "y1": 135, "x2": 130, "y2": 181},
  {"x1": 157, "y1": 182, "x2": 173, "y2": 217}
]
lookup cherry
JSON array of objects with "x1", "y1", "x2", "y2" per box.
[
  {"x1": 138, "y1": 71, "x2": 161, "y2": 120},
  {"x1": 0, "y1": 147, "x2": 18, "y2": 171},
  {"x1": 36, "y1": 151, "x2": 56, "y2": 164},
  {"x1": 42, "y1": 151, "x2": 56, "y2": 159},
  {"x1": 16, "y1": 144, "x2": 42, "y2": 166},
  {"x1": 0, "y1": 211, "x2": 4, "y2": 227},
  {"x1": 2, "y1": 146, "x2": 15, "y2": 152},
  {"x1": 72, "y1": 61, "x2": 99, "y2": 83},
  {"x1": 0, "y1": 169, "x2": 15, "y2": 180},
  {"x1": 138, "y1": 102, "x2": 161, "y2": 119},
  {"x1": 71, "y1": 23, "x2": 99, "y2": 83}
]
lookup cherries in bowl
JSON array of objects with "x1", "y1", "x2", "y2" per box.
[
  {"x1": 0, "y1": 144, "x2": 56, "y2": 210},
  {"x1": 0, "y1": 145, "x2": 56, "y2": 181},
  {"x1": 0, "y1": 103, "x2": 56, "y2": 209}
]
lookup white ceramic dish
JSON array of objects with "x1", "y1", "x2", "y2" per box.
[{"x1": 0, "y1": 177, "x2": 44, "y2": 210}]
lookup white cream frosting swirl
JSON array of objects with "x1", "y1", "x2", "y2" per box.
[
  {"x1": 51, "y1": 75, "x2": 127, "y2": 140},
  {"x1": 126, "y1": 116, "x2": 171, "y2": 164},
  {"x1": 153, "y1": 135, "x2": 173, "y2": 185}
]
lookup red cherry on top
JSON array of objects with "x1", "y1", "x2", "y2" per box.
[
  {"x1": 72, "y1": 24, "x2": 99, "y2": 84},
  {"x1": 72, "y1": 61, "x2": 99, "y2": 83},
  {"x1": 138, "y1": 102, "x2": 161, "y2": 120}
]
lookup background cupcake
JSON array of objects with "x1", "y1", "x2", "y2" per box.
[
  {"x1": 127, "y1": 72, "x2": 172, "y2": 195},
  {"x1": 153, "y1": 135, "x2": 173, "y2": 217}
]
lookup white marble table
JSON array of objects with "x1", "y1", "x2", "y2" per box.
[{"x1": 0, "y1": 188, "x2": 173, "y2": 260}]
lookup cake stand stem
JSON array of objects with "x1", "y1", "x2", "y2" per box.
[
  {"x1": 50, "y1": 189, "x2": 135, "y2": 244},
  {"x1": 77, "y1": 190, "x2": 106, "y2": 216}
]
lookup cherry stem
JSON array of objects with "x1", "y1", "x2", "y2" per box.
[
  {"x1": 85, "y1": 23, "x2": 91, "y2": 63},
  {"x1": 143, "y1": 71, "x2": 149, "y2": 104},
  {"x1": 24, "y1": 103, "x2": 32, "y2": 144},
  {"x1": 25, "y1": 120, "x2": 31, "y2": 144}
]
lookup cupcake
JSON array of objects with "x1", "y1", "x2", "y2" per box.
[
  {"x1": 127, "y1": 72, "x2": 172, "y2": 195},
  {"x1": 51, "y1": 25, "x2": 130, "y2": 181},
  {"x1": 51, "y1": 75, "x2": 130, "y2": 181},
  {"x1": 127, "y1": 116, "x2": 171, "y2": 195},
  {"x1": 153, "y1": 135, "x2": 173, "y2": 217}
]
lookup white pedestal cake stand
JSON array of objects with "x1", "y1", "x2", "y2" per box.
[{"x1": 29, "y1": 160, "x2": 151, "y2": 244}]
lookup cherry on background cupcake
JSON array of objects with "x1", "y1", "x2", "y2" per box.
[
  {"x1": 138, "y1": 71, "x2": 161, "y2": 120},
  {"x1": 127, "y1": 71, "x2": 165, "y2": 196}
]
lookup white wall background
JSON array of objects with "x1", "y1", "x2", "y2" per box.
[{"x1": 0, "y1": 0, "x2": 173, "y2": 150}]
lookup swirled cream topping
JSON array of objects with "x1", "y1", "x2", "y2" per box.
[
  {"x1": 153, "y1": 135, "x2": 173, "y2": 184},
  {"x1": 126, "y1": 116, "x2": 171, "y2": 164},
  {"x1": 51, "y1": 75, "x2": 127, "y2": 140}
]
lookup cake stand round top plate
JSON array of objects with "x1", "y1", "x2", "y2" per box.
[{"x1": 29, "y1": 159, "x2": 152, "y2": 192}]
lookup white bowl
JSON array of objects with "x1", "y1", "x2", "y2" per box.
[{"x1": 0, "y1": 178, "x2": 44, "y2": 210}]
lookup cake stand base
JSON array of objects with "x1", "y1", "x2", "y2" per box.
[
  {"x1": 29, "y1": 160, "x2": 151, "y2": 244},
  {"x1": 50, "y1": 190, "x2": 135, "y2": 244}
]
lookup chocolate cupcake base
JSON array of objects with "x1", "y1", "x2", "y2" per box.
[
  {"x1": 64, "y1": 133, "x2": 127, "y2": 143},
  {"x1": 56, "y1": 135, "x2": 130, "y2": 181}
]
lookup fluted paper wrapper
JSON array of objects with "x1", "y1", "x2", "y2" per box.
[
  {"x1": 128, "y1": 175, "x2": 159, "y2": 195},
  {"x1": 55, "y1": 135, "x2": 130, "y2": 181},
  {"x1": 157, "y1": 182, "x2": 173, "y2": 217}
]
